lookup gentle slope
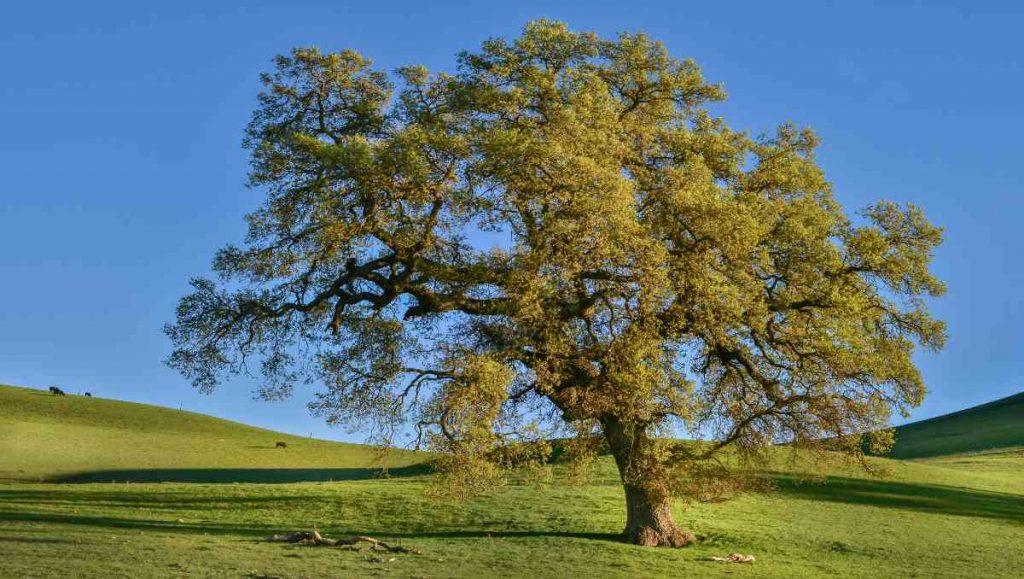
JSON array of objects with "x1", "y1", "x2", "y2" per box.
[
  {"x1": 889, "y1": 391, "x2": 1024, "y2": 458},
  {"x1": 1, "y1": 383, "x2": 1022, "y2": 577},
  {"x1": 0, "y1": 384, "x2": 424, "y2": 482}
]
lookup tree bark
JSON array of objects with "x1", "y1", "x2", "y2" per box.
[{"x1": 602, "y1": 416, "x2": 695, "y2": 547}]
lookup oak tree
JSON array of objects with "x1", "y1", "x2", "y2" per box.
[{"x1": 167, "y1": 21, "x2": 945, "y2": 547}]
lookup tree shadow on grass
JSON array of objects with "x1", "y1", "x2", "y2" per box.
[
  {"x1": 0, "y1": 509, "x2": 617, "y2": 543},
  {"x1": 0, "y1": 489, "x2": 336, "y2": 512},
  {"x1": 774, "y1": 474, "x2": 1024, "y2": 523},
  {"x1": 54, "y1": 464, "x2": 431, "y2": 484},
  {"x1": 0, "y1": 485, "x2": 618, "y2": 542},
  {"x1": 0, "y1": 510, "x2": 275, "y2": 537},
  {"x1": 0, "y1": 535, "x2": 76, "y2": 544}
]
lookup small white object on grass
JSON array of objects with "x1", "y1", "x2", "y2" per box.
[{"x1": 710, "y1": 554, "x2": 755, "y2": 563}]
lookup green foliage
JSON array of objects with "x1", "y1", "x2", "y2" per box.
[{"x1": 165, "y1": 20, "x2": 946, "y2": 524}]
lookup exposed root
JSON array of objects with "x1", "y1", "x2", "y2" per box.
[
  {"x1": 627, "y1": 525, "x2": 696, "y2": 547},
  {"x1": 265, "y1": 531, "x2": 420, "y2": 554}
]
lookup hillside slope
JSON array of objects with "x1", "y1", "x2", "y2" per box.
[
  {"x1": 890, "y1": 392, "x2": 1024, "y2": 459},
  {"x1": 1, "y1": 385, "x2": 1022, "y2": 578},
  {"x1": 0, "y1": 384, "x2": 424, "y2": 482}
]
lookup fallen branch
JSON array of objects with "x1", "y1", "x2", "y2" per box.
[
  {"x1": 266, "y1": 530, "x2": 328, "y2": 544},
  {"x1": 334, "y1": 535, "x2": 417, "y2": 554},
  {"x1": 265, "y1": 531, "x2": 420, "y2": 554}
]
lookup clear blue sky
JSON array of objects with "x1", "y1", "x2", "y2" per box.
[{"x1": 2, "y1": 1, "x2": 1021, "y2": 441}]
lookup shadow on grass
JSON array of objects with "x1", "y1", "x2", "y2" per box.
[
  {"x1": 4, "y1": 472, "x2": 1019, "y2": 548},
  {"x1": 0, "y1": 535, "x2": 76, "y2": 544},
  {"x1": 0, "y1": 511, "x2": 275, "y2": 536},
  {"x1": 0, "y1": 509, "x2": 617, "y2": 543},
  {"x1": 55, "y1": 464, "x2": 432, "y2": 484},
  {"x1": 0, "y1": 489, "x2": 342, "y2": 511},
  {"x1": 774, "y1": 474, "x2": 1024, "y2": 523},
  {"x1": 0, "y1": 484, "x2": 617, "y2": 542}
]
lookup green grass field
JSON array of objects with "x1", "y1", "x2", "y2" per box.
[{"x1": 1, "y1": 384, "x2": 1022, "y2": 578}]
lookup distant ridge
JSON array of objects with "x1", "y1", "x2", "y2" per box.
[{"x1": 890, "y1": 391, "x2": 1024, "y2": 459}]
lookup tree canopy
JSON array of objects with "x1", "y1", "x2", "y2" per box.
[{"x1": 167, "y1": 20, "x2": 945, "y2": 546}]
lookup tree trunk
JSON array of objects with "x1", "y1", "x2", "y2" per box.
[{"x1": 602, "y1": 416, "x2": 695, "y2": 547}]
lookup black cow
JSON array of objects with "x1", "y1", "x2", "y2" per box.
[
  {"x1": 275, "y1": 441, "x2": 288, "y2": 449},
  {"x1": 49, "y1": 386, "x2": 66, "y2": 396},
  {"x1": 84, "y1": 392, "x2": 92, "y2": 397}
]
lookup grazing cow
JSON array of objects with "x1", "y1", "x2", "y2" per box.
[
  {"x1": 85, "y1": 392, "x2": 92, "y2": 397},
  {"x1": 49, "y1": 386, "x2": 66, "y2": 396},
  {"x1": 275, "y1": 441, "x2": 288, "y2": 449}
]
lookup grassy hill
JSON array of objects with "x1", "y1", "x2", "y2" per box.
[
  {"x1": 889, "y1": 392, "x2": 1024, "y2": 459},
  {"x1": 0, "y1": 384, "x2": 424, "y2": 483},
  {"x1": 1, "y1": 382, "x2": 1022, "y2": 578}
]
